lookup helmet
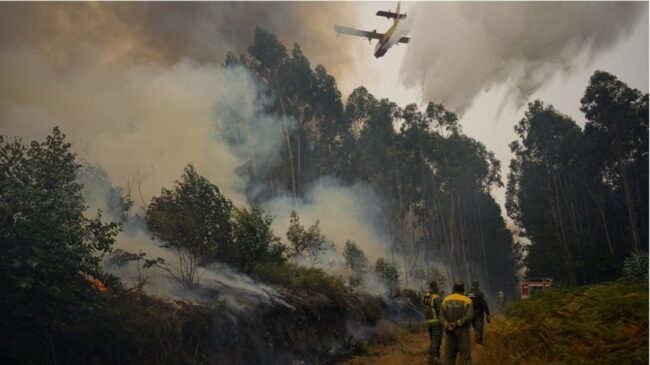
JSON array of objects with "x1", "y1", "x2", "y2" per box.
[
  {"x1": 452, "y1": 281, "x2": 465, "y2": 293},
  {"x1": 472, "y1": 279, "x2": 479, "y2": 288},
  {"x1": 428, "y1": 280, "x2": 438, "y2": 291}
]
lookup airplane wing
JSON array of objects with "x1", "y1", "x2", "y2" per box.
[
  {"x1": 335, "y1": 25, "x2": 383, "y2": 40},
  {"x1": 398, "y1": 36, "x2": 410, "y2": 44}
]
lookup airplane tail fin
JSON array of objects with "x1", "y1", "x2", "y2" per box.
[
  {"x1": 376, "y1": 1, "x2": 406, "y2": 20},
  {"x1": 376, "y1": 11, "x2": 407, "y2": 20}
]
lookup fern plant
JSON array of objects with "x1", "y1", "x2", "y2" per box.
[{"x1": 623, "y1": 251, "x2": 649, "y2": 280}]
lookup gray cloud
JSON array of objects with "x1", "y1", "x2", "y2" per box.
[
  {"x1": 0, "y1": 9, "x2": 396, "y2": 298},
  {"x1": 0, "y1": 2, "x2": 368, "y2": 93},
  {"x1": 400, "y1": 2, "x2": 646, "y2": 113}
]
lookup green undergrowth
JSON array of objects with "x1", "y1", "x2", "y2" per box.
[
  {"x1": 251, "y1": 261, "x2": 347, "y2": 298},
  {"x1": 480, "y1": 279, "x2": 648, "y2": 365},
  {"x1": 251, "y1": 261, "x2": 384, "y2": 322}
]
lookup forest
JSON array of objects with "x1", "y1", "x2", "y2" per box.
[
  {"x1": 0, "y1": 28, "x2": 647, "y2": 364},
  {"x1": 507, "y1": 74, "x2": 648, "y2": 284}
]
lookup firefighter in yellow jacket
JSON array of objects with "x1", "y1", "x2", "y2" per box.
[
  {"x1": 440, "y1": 281, "x2": 473, "y2": 365},
  {"x1": 422, "y1": 280, "x2": 442, "y2": 365}
]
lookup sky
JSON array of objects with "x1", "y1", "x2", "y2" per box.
[
  {"x1": 0, "y1": 1, "x2": 647, "y2": 216},
  {"x1": 350, "y1": 1, "x2": 649, "y2": 211}
]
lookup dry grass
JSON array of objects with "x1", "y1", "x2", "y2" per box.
[{"x1": 337, "y1": 319, "x2": 503, "y2": 365}]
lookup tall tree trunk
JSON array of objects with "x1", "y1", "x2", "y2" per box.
[
  {"x1": 550, "y1": 174, "x2": 576, "y2": 284},
  {"x1": 457, "y1": 195, "x2": 468, "y2": 281},
  {"x1": 245, "y1": 117, "x2": 258, "y2": 181},
  {"x1": 448, "y1": 193, "x2": 456, "y2": 275},
  {"x1": 279, "y1": 111, "x2": 297, "y2": 203},
  {"x1": 475, "y1": 192, "x2": 489, "y2": 286},
  {"x1": 582, "y1": 168, "x2": 615, "y2": 257},
  {"x1": 614, "y1": 126, "x2": 640, "y2": 251},
  {"x1": 274, "y1": 77, "x2": 297, "y2": 204},
  {"x1": 297, "y1": 108, "x2": 303, "y2": 196}
]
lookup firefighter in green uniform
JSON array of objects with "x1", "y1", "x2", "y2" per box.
[
  {"x1": 467, "y1": 280, "x2": 490, "y2": 345},
  {"x1": 440, "y1": 281, "x2": 473, "y2": 365},
  {"x1": 422, "y1": 280, "x2": 442, "y2": 365}
]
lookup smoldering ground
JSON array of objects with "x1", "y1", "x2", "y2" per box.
[
  {"x1": 0, "y1": 0, "x2": 547, "y2": 307},
  {"x1": 0, "y1": 28, "x2": 398, "y2": 302},
  {"x1": 0, "y1": 41, "x2": 443, "y2": 303},
  {"x1": 401, "y1": 2, "x2": 646, "y2": 113}
]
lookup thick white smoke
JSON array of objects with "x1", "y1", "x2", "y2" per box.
[
  {"x1": 400, "y1": 2, "x2": 646, "y2": 113},
  {"x1": 264, "y1": 178, "x2": 391, "y2": 264},
  {"x1": 1, "y1": 43, "x2": 396, "y2": 301},
  {"x1": 0, "y1": 45, "x2": 253, "y2": 204},
  {"x1": 75, "y1": 163, "x2": 288, "y2": 308}
]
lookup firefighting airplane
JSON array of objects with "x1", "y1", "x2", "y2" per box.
[{"x1": 334, "y1": 1, "x2": 410, "y2": 58}]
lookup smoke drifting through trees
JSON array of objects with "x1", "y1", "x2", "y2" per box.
[
  {"x1": 0, "y1": 37, "x2": 400, "y2": 300},
  {"x1": 0, "y1": 4, "x2": 521, "y2": 298},
  {"x1": 401, "y1": 2, "x2": 645, "y2": 113}
]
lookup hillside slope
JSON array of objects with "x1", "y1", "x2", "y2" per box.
[{"x1": 338, "y1": 279, "x2": 648, "y2": 365}]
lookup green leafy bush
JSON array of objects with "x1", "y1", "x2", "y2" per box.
[
  {"x1": 0, "y1": 128, "x2": 120, "y2": 361},
  {"x1": 228, "y1": 202, "x2": 286, "y2": 272}
]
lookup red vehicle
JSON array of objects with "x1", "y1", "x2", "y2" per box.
[{"x1": 520, "y1": 278, "x2": 552, "y2": 299}]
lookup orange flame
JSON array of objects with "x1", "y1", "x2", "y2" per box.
[
  {"x1": 81, "y1": 272, "x2": 109, "y2": 293},
  {"x1": 90, "y1": 277, "x2": 109, "y2": 293}
]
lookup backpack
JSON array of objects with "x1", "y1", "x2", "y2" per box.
[{"x1": 423, "y1": 292, "x2": 440, "y2": 324}]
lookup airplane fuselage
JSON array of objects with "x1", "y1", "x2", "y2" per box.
[
  {"x1": 335, "y1": 1, "x2": 408, "y2": 59},
  {"x1": 374, "y1": 41, "x2": 389, "y2": 58},
  {"x1": 373, "y1": 18, "x2": 399, "y2": 58}
]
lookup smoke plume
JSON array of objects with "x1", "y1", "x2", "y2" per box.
[
  {"x1": 400, "y1": 2, "x2": 646, "y2": 113},
  {"x1": 264, "y1": 178, "x2": 392, "y2": 265},
  {"x1": 0, "y1": 13, "x2": 395, "y2": 301},
  {"x1": 0, "y1": 46, "x2": 264, "y2": 204},
  {"x1": 0, "y1": 2, "x2": 370, "y2": 95}
]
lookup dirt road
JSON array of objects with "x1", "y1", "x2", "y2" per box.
[{"x1": 337, "y1": 317, "x2": 503, "y2": 365}]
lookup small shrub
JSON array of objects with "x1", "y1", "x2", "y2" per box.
[
  {"x1": 623, "y1": 251, "x2": 649, "y2": 280},
  {"x1": 251, "y1": 261, "x2": 347, "y2": 300},
  {"x1": 375, "y1": 258, "x2": 400, "y2": 292}
]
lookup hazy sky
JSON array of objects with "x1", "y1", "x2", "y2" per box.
[
  {"x1": 350, "y1": 2, "x2": 649, "y2": 211},
  {"x1": 0, "y1": 1, "x2": 647, "y2": 215}
]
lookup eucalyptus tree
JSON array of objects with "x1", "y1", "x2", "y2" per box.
[
  {"x1": 507, "y1": 79, "x2": 648, "y2": 285},
  {"x1": 581, "y1": 71, "x2": 648, "y2": 253},
  {"x1": 229, "y1": 29, "x2": 519, "y2": 292}
]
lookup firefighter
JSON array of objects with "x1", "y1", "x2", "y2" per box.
[
  {"x1": 467, "y1": 280, "x2": 490, "y2": 345},
  {"x1": 422, "y1": 280, "x2": 442, "y2": 365},
  {"x1": 440, "y1": 281, "x2": 473, "y2": 365}
]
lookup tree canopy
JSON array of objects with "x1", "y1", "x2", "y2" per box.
[
  {"x1": 507, "y1": 72, "x2": 648, "y2": 284},
  {"x1": 226, "y1": 28, "x2": 520, "y2": 295},
  {"x1": 0, "y1": 127, "x2": 119, "y2": 353}
]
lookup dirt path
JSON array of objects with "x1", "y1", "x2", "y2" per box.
[{"x1": 337, "y1": 317, "x2": 504, "y2": 365}]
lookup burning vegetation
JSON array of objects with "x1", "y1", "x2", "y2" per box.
[
  {"x1": 81, "y1": 272, "x2": 109, "y2": 293},
  {"x1": 0, "y1": 19, "x2": 646, "y2": 365}
]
